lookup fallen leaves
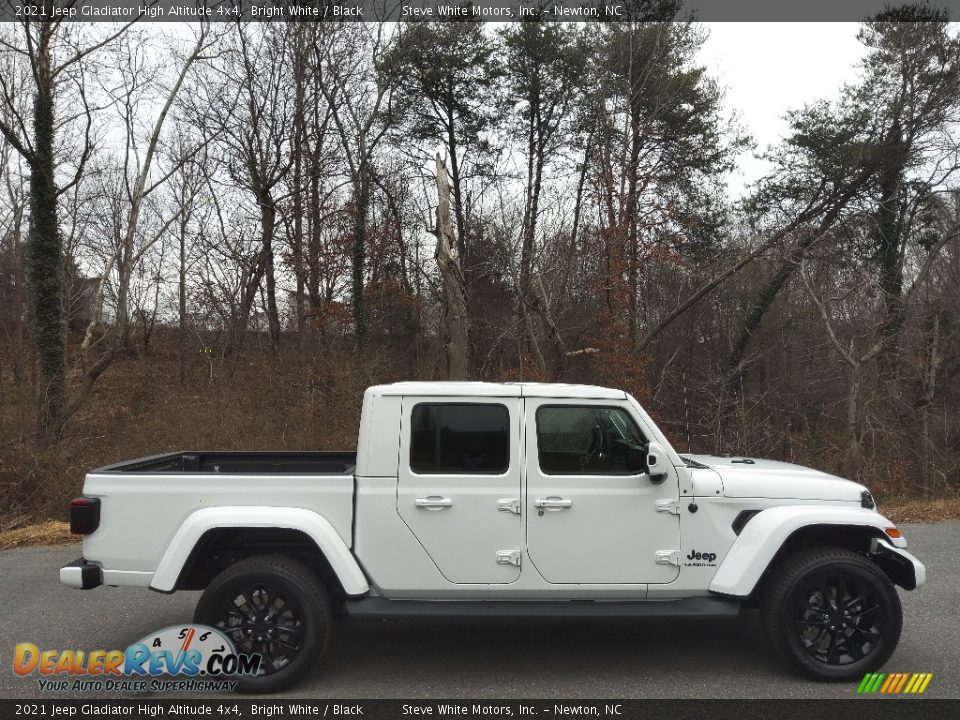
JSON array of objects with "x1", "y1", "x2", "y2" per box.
[{"x1": 0, "y1": 520, "x2": 76, "y2": 551}]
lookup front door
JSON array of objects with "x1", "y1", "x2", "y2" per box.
[
  {"x1": 397, "y1": 397, "x2": 522, "y2": 584},
  {"x1": 524, "y1": 399, "x2": 681, "y2": 585}
]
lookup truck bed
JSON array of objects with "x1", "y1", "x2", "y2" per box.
[{"x1": 95, "y1": 451, "x2": 357, "y2": 475}]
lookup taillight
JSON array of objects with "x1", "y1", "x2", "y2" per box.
[{"x1": 70, "y1": 497, "x2": 100, "y2": 535}]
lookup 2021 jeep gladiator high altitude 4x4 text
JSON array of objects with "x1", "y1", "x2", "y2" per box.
[{"x1": 61, "y1": 382, "x2": 925, "y2": 692}]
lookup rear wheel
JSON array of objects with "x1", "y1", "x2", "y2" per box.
[
  {"x1": 194, "y1": 555, "x2": 331, "y2": 693},
  {"x1": 760, "y1": 547, "x2": 902, "y2": 680}
]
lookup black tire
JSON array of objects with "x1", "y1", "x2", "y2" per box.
[
  {"x1": 760, "y1": 546, "x2": 902, "y2": 681},
  {"x1": 194, "y1": 555, "x2": 332, "y2": 693}
]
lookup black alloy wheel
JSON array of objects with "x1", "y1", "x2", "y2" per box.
[
  {"x1": 761, "y1": 547, "x2": 902, "y2": 680},
  {"x1": 194, "y1": 555, "x2": 332, "y2": 693},
  {"x1": 793, "y1": 572, "x2": 885, "y2": 666},
  {"x1": 217, "y1": 581, "x2": 306, "y2": 671}
]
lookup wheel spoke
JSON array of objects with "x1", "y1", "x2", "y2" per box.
[
  {"x1": 826, "y1": 631, "x2": 841, "y2": 664},
  {"x1": 800, "y1": 626, "x2": 828, "y2": 649},
  {"x1": 844, "y1": 594, "x2": 865, "y2": 609},
  {"x1": 277, "y1": 624, "x2": 303, "y2": 643},
  {"x1": 224, "y1": 598, "x2": 244, "y2": 619},
  {"x1": 849, "y1": 604, "x2": 879, "y2": 620},
  {"x1": 847, "y1": 634, "x2": 866, "y2": 661},
  {"x1": 852, "y1": 626, "x2": 881, "y2": 643},
  {"x1": 270, "y1": 636, "x2": 299, "y2": 650}
]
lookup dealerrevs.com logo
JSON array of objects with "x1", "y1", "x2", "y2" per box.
[{"x1": 13, "y1": 625, "x2": 261, "y2": 692}]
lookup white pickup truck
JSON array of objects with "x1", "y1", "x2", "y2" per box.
[{"x1": 61, "y1": 382, "x2": 925, "y2": 692}]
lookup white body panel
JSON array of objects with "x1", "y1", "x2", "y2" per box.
[
  {"x1": 79, "y1": 471, "x2": 354, "y2": 578},
  {"x1": 65, "y1": 381, "x2": 925, "y2": 607},
  {"x1": 685, "y1": 455, "x2": 867, "y2": 501},
  {"x1": 522, "y1": 396, "x2": 680, "y2": 585},
  {"x1": 709, "y1": 505, "x2": 907, "y2": 596},
  {"x1": 395, "y1": 396, "x2": 523, "y2": 584},
  {"x1": 150, "y1": 506, "x2": 369, "y2": 595}
]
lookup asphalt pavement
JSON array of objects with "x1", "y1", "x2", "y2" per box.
[{"x1": 1, "y1": 521, "x2": 957, "y2": 699}]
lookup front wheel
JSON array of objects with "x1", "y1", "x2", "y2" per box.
[
  {"x1": 760, "y1": 547, "x2": 902, "y2": 680},
  {"x1": 194, "y1": 555, "x2": 332, "y2": 693}
]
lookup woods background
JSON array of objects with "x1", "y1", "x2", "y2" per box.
[{"x1": 2, "y1": 1, "x2": 960, "y2": 526}]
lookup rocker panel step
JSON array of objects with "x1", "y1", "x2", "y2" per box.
[{"x1": 345, "y1": 596, "x2": 740, "y2": 620}]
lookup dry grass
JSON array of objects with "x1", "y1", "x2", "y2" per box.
[
  {"x1": 879, "y1": 497, "x2": 960, "y2": 524},
  {"x1": 0, "y1": 520, "x2": 76, "y2": 551}
]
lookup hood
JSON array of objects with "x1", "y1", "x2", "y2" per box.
[{"x1": 683, "y1": 454, "x2": 867, "y2": 502}]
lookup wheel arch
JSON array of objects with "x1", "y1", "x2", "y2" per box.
[
  {"x1": 149, "y1": 506, "x2": 369, "y2": 597},
  {"x1": 709, "y1": 506, "x2": 903, "y2": 598}
]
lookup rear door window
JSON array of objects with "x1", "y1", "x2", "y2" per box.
[{"x1": 410, "y1": 403, "x2": 510, "y2": 474}]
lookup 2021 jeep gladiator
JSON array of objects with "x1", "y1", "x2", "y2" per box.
[{"x1": 61, "y1": 382, "x2": 925, "y2": 692}]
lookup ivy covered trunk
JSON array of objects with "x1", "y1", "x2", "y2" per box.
[{"x1": 28, "y1": 41, "x2": 66, "y2": 437}]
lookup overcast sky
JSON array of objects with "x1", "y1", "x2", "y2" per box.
[{"x1": 698, "y1": 23, "x2": 867, "y2": 198}]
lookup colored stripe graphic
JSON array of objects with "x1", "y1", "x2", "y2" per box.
[
  {"x1": 894, "y1": 674, "x2": 909, "y2": 693},
  {"x1": 857, "y1": 672, "x2": 932, "y2": 695}
]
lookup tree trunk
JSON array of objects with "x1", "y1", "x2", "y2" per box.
[
  {"x1": 261, "y1": 197, "x2": 281, "y2": 351},
  {"x1": 434, "y1": 154, "x2": 469, "y2": 380},
  {"x1": 28, "y1": 36, "x2": 66, "y2": 438},
  {"x1": 874, "y1": 143, "x2": 907, "y2": 349},
  {"x1": 845, "y1": 371, "x2": 863, "y2": 476},
  {"x1": 445, "y1": 119, "x2": 469, "y2": 263},
  {"x1": 625, "y1": 104, "x2": 643, "y2": 341},
  {"x1": 307, "y1": 158, "x2": 322, "y2": 311},
  {"x1": 351, "y1": 167, "x2": 369, "y2": 342},
  {"x1": 178, "y1": 216, "x2": 187, "y2": 384}
]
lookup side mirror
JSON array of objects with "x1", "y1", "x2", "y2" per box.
[{"x1": 646, "y1": 441, "x2": 669, "y2": 484}]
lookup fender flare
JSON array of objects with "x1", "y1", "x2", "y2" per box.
[
  {"x1": 150, "y1": 506, "x2": 370, "y2": 596},
  {"x1": 709, "y1": 505, "x2": 904, "y2": 597}
]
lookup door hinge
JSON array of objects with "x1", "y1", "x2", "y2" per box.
[
  {"x1": 655, "y1": 499, "x2": 681, "y2": 515},
  {"x1": 655, "y1": 549, "x2": 681, "y2": 566},
  {"x1": 497, "y1": 498, "x2": 521, "y2": 515},
  {"x1": 496, "y1": 550, "x2": 522, "y2": 567}
]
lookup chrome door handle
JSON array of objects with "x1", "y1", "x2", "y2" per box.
[
  {"x1": 415, "y1": 496, "x2": 453, "y2": 510},
  {"x1": 534, "y1": 497, "x2": 573, "y2": 510}
]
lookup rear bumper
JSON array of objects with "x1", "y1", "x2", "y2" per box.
[{"x1": 60, "y1": 558, "x2": 102, "y2": 589}]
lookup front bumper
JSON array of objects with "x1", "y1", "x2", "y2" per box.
[
  {"x1": 871, "y1": 538, "x2": 926, "y2": 590},
  {"x1": 60, "y1": 558, "x2": 102, "y2": 589}
]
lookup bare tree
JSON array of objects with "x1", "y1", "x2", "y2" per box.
[
  {"x1": 314, "y1": 23, "x2": 395, "y2": 342},
  {"x1": 433, "y1": 154, "x2": 469, "y2": 380},
  {"x1": 0, "y1": 9, "x2": 132, "y2": 435},
  {"x1": 68, "y1": 23, "x2": 215, "y2": 417}
]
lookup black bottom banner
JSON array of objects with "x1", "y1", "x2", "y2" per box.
[{"x1": 2, "y1": 699, "x2": 960, "y2": 720}]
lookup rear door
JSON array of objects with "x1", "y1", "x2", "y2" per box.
[
  {"x1": 524, "y1": 399, "x2": 681, "y2": 585},
  {"x1": 397, "y1": 397, "x2": 522, "y2": 584}
]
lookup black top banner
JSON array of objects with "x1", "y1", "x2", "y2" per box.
[{"x1": 3, "y1": 0, "x2": 960, "y2": 23}]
